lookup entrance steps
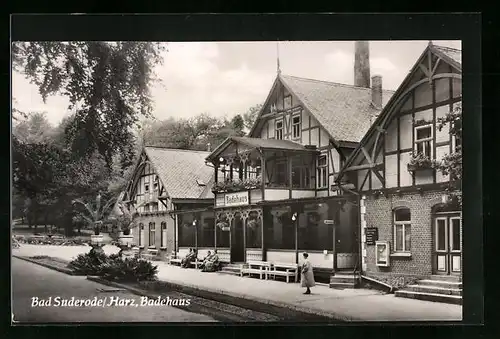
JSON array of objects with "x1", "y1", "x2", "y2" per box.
[
  {"x1": 395, "y1": 275, "x2": 462, "y2": 305},
  {"x1": 219, "y1": 262, "x2": 243, "y2": 276},
  {"x1": 329, "y1": 271, "x2": 360, "y2": 289}
]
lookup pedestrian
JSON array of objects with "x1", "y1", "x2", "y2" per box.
[{"x1": 300, "y1": 252, "x2": 315, "y2": 294}]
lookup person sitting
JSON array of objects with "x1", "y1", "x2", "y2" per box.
[
  {"x1": 201, "y1": 249, "x2": 220, "y2": 272},
  {"x1": 180, "y1": 248, "x2": 195, "y2": 268},
  {"x1": 199, "y1": 251, "x2": 212, "y2": 270}
]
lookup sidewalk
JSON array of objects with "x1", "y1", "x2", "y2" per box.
[{"x1": 12, "y1": 245, "x2": 462, "y2": 322}]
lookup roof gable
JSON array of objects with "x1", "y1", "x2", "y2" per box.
[
  {"x1": 143, "y1": 147, "x2": 214, "y2": 200},
  {"x1": 337, "y1": 44, "x2": 462, "y2": 181},
  {"x1": 249, "y1": 74, "x2": 395, "y2": 144}
]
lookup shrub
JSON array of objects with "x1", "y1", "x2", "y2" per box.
[
  {"x1": 68, "y1": 251, "x2": 108, "y2": 275},
  {"x1": 101, "y1": 257, "x2": 158, "y2": 282}
]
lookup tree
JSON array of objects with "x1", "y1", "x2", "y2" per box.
[
  {"x1": 433, "y1": 103, "x2": 462, "y2": 207},
  {"x1": 12, "y1": 111, "x2": 55, "y2": 144},
  {"x1": 12, "y1": 41, "x2": 166, "y2": 168},
  {"x1": 242, "y1": 104, "x2": 263, "y2": 131}
]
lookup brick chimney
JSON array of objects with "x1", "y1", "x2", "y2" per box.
[
  {"x1": 354, "y1": 41, "x2": 370, "y2": 88},
  {"x1": 371, "y1": 75, "x2": 383, "y2": 109}
]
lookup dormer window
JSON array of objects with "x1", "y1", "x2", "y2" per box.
[
  {"x1": 292, "y1": 115, "x2": 301, "y2": 139},
  {"x1": 414, "y1": 124, "x2": 433, "y2": 158},
  {"x1": 276, "y1": 120, "x2": 283, "y2": 140},
  {"x1": 196, "y1": 179, "x2": 206, "y2": 186}
]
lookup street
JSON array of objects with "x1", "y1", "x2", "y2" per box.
[
  {"x1": 12, "y1": 257, "x2": 286, "y2": 322},
  {"x1": 12, "y1": 257, "x2": 217, "y2": 323}
]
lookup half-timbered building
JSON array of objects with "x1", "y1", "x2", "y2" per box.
[
  {"x1": 122, "y1": 147, "x2": 214, "y2": 260},
  {"x1": 336, "y1": 43, "x2": 462, "y2": 285},
  {"x1": 204, "y1": 42, "x2": 394, "y2": 275}
]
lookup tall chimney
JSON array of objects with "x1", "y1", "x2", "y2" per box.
[
  {"x1": 371, "y1": 75, "x2": 383, "y2": 109},
  {"x1": 354, "y1": 41, "x2": 370, "y2": 88}
]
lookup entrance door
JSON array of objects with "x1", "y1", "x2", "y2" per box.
[
  {"x1": 434, "y1": 215, "x2": 462, "y2": 275},
  {"x1": 231, "y1": 215, "x2": 245, "y2": 262}
]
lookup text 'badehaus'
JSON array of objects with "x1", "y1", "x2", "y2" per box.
[{"x1": 116, "y1": 41, "x2": 462, "y2": 294}]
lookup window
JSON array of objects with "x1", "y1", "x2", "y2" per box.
[
  {"x1": 144, "y1": 183, "x2": 150, "y2": 193},
  {"x1": 275, "y1": 161, "x2": 287, "y2": 186},
  {"x1": 143, "y1": 204, "x2": 150, "y2": 213},
  {"x1": 284, "y1": 95, "x2": 292, "y2": 109},
  {"x1": 292, "y1": 115, "x2": 301, "y2": 139},
  {"x1": 414, "y1": 124, "x2": 433, "y2": 157},
  {"x1": 317, "y1": 155, "x2": 327, "y2": 188},
  {"x1": 149, "y1": 222, "x2": 156, "y2": 247},
  {"x1": 393, "y1": 208, "x2": 411, "y2": 252},
  {"x1": 153, "y1": 176, "x2": 159, "y2": 191},
  {"x1": 139, "y1": 223, "x2": 144, "y2": 246},
  {"x1": 291, "y1": 157, "x2": 311, "y2": 188},
  {"x1": 151, "y1": 203, "x2": 158, "y2": 212},
  {"x1": 275, "y1": 120, "x2": 283, "y2": 140},
  {"x1": 160, "y1": 222, "x2": 167, "y2": 248}
]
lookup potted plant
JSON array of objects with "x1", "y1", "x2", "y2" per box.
[
  {"x1": 413, "y1": 119, "x2": 433, "y2": 127},
  {"x1": 72, "y1": 193, "x2": 117, "y2": 250},
  {"x1": 407, "y1": 152, "x2": 433, "y2": 172}
]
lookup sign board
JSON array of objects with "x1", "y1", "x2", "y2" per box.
[
  {"x1": 220, "y1": 226, "x2": 230, "y2": 232},
  {"x1": 365, "y1": 227, "x2": 379, "y2": 245},
  {"x1": 224, "y1": 191, "x2": 249, "y2": 207},
  {"x1": 324, "y1": 219, "x2": 335, "y2": 225},
  {"x1": 375, "y1": 241, "x2": 390, "y2": 267}
]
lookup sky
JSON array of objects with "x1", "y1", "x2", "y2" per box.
[{"x1": 12, "y1": 40, "x2": 461, "y2": 126}]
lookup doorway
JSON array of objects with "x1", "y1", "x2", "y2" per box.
[
  {"x1": 230, "y1": 214, "x2": 245, "y2": 262},
  {"x1": 433, "y1": 214, "x2": 462, "y2": 275}
]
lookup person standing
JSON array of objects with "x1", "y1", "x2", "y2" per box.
[{"x1": 300, "y1": 252, "x2": 315, "y2": 294}]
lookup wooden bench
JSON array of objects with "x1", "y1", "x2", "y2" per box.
[
  {"x1": 189, "y1": 259, "x2": 201, "y2": 269},
  {"x1": 141, "y1": 248, "x2": 159, "y2": 261},
  {"x1": 241, "y1": 261, "x2": 271, "y2": 280},
  {"x1": 270, "y1": 262, "x2": 299, "y2": 283}
]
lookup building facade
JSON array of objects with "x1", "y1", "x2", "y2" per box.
[
  {"x1": 121, "y1": 147, "x2": 214, "y2": 260},
  {"x1": 336, "y1": 43, "x2": 462, "y2": 284},
  {"x1": 204, "y1": 42, "x2": 394, "y2": 272}
]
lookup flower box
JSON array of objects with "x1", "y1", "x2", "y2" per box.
[
  {"x1": 212, "y1": 176, "x2": 262, "y2": 193},
  {"x1": 118, "y1": 233, "x2": 134, "y2": 247},
  {"x1": 407, "y1": 153, "x2": 433, "y2": 172}
]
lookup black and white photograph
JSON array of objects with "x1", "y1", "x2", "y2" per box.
[{"x1": 10, "y1": 15, "x2": 478, "y2": 324}]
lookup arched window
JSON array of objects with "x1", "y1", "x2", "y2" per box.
[
  {"x1": 139, "y1": 223, "x2": 144, "y2": 247},
  {"x1": 393, "y1": 208, "x2": 411, "y2": 252},
  {"x1": 149, "y1": 222, "x2": 156, "y2": 247},
  {"x1": 160, "y1": 222, "x2": 167, "y2": 248}
]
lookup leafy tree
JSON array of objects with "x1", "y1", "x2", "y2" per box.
[
  {"x1": 12, "y1": 41, "x2": 166, "y2": 168},
  {"x1": 433, "y1": 103, "x2": 462, "y2": 207},
  {"x1": 13, "y1": 111, "x2": 55, "y2": 144},
  {"x1": 242, "y1": 103, "x2": 263, "y2": 131}
]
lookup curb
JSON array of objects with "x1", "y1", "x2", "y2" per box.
[
  {"x1": 87, "y1": 274, "x2": 354, "y2": 321},
  {"x1": 13, "y1": 255, "x2": 77, "y2": 276}
]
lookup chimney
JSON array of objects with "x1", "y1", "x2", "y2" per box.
[
  {"x1": 371, "y1": 75, "x2": 383, "y2": 109},
  {"x1": 207, "y1": 143, "x2": 211, "y2": 152},
  {"x1": 354, "y1": 41, "x2": 370, "y2": 88}
]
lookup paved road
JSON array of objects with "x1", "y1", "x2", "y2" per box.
[{"x1": 12, "y1": 257, "x2": 217, "y2": 323}]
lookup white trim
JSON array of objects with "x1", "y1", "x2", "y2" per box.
[
  {"x1": 414, "y1": 124, "x2": 434, "y2": 158},
  {"x1": 393, "y1": 209, "x2": 411, "y2": 253},
  {"x1": 435, "y1": 217, "x2": 448, "y2": 252},
  {"x1": 291, "y1": 113, "x2": 301, "y2": 140}
]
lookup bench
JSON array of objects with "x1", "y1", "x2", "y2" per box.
[
  {"x1": 141, "y1": 248, "x2": 159, "y2": 261},
  {"x1": 169, "y1": 251, "x2": 182, "y2": 265},
  {"x1": 189, "y1": 259, "x2": 201, "y2": 269},
  {"x1": 269, "y1": 262, "x2": 299, "y2": 283},
  {"x1": 241, "y1": 261, "x2": 272, "y2": 280}
]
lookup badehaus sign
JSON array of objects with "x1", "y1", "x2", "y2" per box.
[{"x1": 225, "y1": 191, "x2": 249, "y2": 207}]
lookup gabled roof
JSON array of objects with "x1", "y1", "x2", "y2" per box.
[
  {"x1": 206, "y1": 136, "x2": 316, "y2": 161},
  {"x1": 249, "y1": 74, "x2": 395, "y2": 145},
  {"x1": 336, "y1": 44, "x2": 462, "y2": 182},
  {"x1": 431, "y1": 45, "x2": 461, "y2": 71},
  {"x1": 144, "y1": 147, "x2": 214, "y2": 200}
]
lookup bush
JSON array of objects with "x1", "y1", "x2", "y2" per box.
[
  {"x1": 68, "y1": 252, "x2": 158, "y2": 282},
  {"x1": 68, "y1": 251, "x2": 108, "y2": 275},
  {"x1": 101, "y1": 257, "x2": 158, "y2": 282}
]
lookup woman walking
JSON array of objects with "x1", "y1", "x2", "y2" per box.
[{"x1": 300, "y1": 252, "x2": 315, "y2": 294}]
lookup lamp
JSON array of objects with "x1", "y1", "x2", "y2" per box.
[
  {"x1": 291, "y1": 212, "x2": 297, "y2": 221},
  {"x1": 219, "y1": 157, "x2": 224, "y2": 163}
]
